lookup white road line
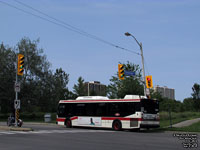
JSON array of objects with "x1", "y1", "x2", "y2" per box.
[
  {"x1": 0, "y1": 131, "x2": 15, "y2": 135},
  {"x1": 0, "y1": 129, "x2": 114, "y2": 136}
]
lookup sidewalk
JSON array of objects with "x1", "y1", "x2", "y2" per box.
[
  {"x1": 172, "y1": 118, "x2": 200, "y2": 128},
  {"x1": 0, "y1": 122, "x2": 33, "y2": 131}
]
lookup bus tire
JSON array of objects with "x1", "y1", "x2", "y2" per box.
[
  {"x1": 112, "y1": 120, "x2": 122, "y2": 131},
  {"x1": 65, "y1": 119, "x2": 72, "y2": 128}
]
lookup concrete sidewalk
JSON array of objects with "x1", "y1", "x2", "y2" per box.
[
  {"x1": 0, "y1": 126, "x2": 33, "y2": 131},
  {"x1": 172, "y1": 118, "x2": 200, "y2": 128},
  {"x1": 0, "y1": 122, "x2": 33, "y2": 131}
]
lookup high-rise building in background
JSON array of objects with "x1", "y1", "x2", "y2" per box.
[
  {"x1": 153, "y1": 85, "x2": 175, "y2": 100},
  {"x1": 84, "y1": 81, "x2": 106, "y2": 96}
]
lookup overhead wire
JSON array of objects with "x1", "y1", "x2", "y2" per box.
[{"x1": 0, "y1": 0, "x2": 140, "y2": 55}]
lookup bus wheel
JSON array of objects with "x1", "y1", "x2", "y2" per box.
[
  {"x1": 112, "y1": 120, "x2": 122, "y2": 131},
  {"x1": 65, "y1": 119, "x2": 72, "y2": 128}
]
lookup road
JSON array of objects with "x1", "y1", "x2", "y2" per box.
[{"x1": 0, "y1": 123, "x2": 199, "y2": 150}]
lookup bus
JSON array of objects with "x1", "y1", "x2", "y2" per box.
[{"x1": 56, "y1": 95, "x2": 159, "y2": 131}]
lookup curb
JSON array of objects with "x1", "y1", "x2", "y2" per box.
[{"x1": 0, "y1": 126, "x2": 33, "y2": 131}]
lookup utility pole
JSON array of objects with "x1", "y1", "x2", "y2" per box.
[{"x1": 125, "y1": 32, "x2": 146, "y2": 97}]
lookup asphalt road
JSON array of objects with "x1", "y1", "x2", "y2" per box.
[{"x1": 0, "y1": 123, "x2": 199, "y2": 150}]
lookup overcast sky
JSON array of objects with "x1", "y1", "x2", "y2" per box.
[{"x1": 0, "y1": 0, "x2": 200, "y2": 101}]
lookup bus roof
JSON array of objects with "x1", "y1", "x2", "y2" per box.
[{"x1": 59, "y1": 95, "x2": 148, "y2": 103}]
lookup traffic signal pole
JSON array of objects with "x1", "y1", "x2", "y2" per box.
[
  {"x1": 15, "y1": 55, "x2": 18, "y2": 125},
  {"x1": 15, "y1": 53, "x2": 24, "y2": 125}
]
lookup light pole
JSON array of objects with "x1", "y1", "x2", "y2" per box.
[
  {"x1": 88, "y1": 82, "x2": 90, "y2": 96},
  {"x1": 124, "y1": 32, "x2": 146, "y2": 97}
]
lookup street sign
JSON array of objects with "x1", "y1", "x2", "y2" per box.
[
  {"x1": 124, "y1": 70, "x2": 135, "y2": 76},
  {"x1": 146, "y1": 88, "x2": 150, "y2": 95},
  {"x1": 14, "y1": 100, "x2": 20, "y2": 109},
  {"x1": 14, "y1": 82, "x2": 20, "y2": 92}
]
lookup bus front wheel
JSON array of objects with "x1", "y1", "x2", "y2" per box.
[
  {"x1": 65, "y1": 119, "x2": 72, "y2": 128},
  {"x1": 112, "y1": 120, "x2": 122, "y2": 131}
]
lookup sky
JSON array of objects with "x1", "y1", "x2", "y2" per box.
[{"x1": 0, "y1": 0, "x2": 200, "y2": 101}]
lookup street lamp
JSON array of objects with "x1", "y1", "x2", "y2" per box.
[{"x1": 124, "y1": 32, "x2": 147, "y2": 97}]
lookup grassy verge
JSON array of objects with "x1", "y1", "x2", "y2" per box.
[
  {"x1": 159, "y1": 111, "x2": 200, "y2": 128},
  {"x1": 165, "y1": 121, "x2": 200, "y2": 132}
]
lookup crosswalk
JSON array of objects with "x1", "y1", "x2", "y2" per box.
[{"x1": 0, "y1": 129, "x2": 114, "y2": 136}]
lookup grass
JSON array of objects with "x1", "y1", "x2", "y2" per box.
[
  {"x1": 159, "y1": 111, "x2": 200, "y2": 128},
  {"x1": 166, "y1": 121, "x2": 200, "y2": 132}
]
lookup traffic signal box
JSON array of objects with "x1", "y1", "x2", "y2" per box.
[
  {"x1": 17, "y1": 54, "x2": 24, "y2": 76},
  {"x1": 146, "y1": 75, "x2": 153, "y2": 88},
  {"x1": 118, "y1": 64, "x2": 124, "y2": 80}
]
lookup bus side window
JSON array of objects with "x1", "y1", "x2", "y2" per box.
[
  {"x1": 124, "y1": 103, "x2": 136, "y2": 116},
  {"x1": 76, "y1": 103, "x2": 85, "y2": 116},
  {"x1": 110, "y1": 103, "x2": 120, "y2": 116},
  {"x1": 85, "y1": 103, "x2": 95, "y2": 116},
  {"x1": 57, "y1": 104, "x2": 66, "y2": 117},
  {"x1": 66, "y1": 104, "x2": 74, "y2": 116},
  {"x1": 96, "y1": 103, "x2": 106, "y2": 116}
]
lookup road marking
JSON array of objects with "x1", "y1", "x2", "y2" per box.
[{"x1": 0, "y1": 129, "x2": 114, "y2": 136}]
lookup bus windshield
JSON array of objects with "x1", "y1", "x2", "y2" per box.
[{"x1": 141, "y1": 99, "x2": 159, "y2": 114}]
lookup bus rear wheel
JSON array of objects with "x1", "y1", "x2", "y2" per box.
[
  {"x1": 65, "y1": 119, "x2": 72, "y2": 128},
  {"x1": 112, "y1": 120, "x2": 122, "y2": 131}
]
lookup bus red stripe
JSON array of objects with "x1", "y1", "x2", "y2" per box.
[
  {"x1": 57, "y1": 117, "x2": 143, "y2": 122},
  {"x1": 56, "y1": 118, "x2": 65, "y2": 122},
  {"x1": 101, "y1": 117, "x2": 142, "y2": 121},
  {"x1": 71, "y1": 116, "x2": 78, "y2": 120},
  {"x1": 60, "y1": 99, "x2": 141, "y2": 103}
]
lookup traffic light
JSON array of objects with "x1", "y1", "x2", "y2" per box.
[
  {"x1": 17, "y1": 54, "x2": 24, "y2": 76},
  {"x1": 146, "y1": 75, "x2": 153, "y2": 88},
  {"x1": 118, "y1": 64, "x2": 124, "y2": 80}
]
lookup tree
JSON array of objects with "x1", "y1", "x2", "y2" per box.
[
  {"x1": 50, "y1": 68, "x2": 72, "y2": 111},
  {"x1": 0, "y1": 37, "x2": 73, "y2": 113},
  {"x1": 107, "y1": 62, "x2": 144, "y2": 99},
  {"x1": 73, "y1": 76, "x2": 86, "y2": 97},
  {"x1": 183, "y1": 97, "x2": 195, "y2": 112},
  {"x1": 192, "y1": 83, "x2": 200, "y2": 99},
  {"x1": 191, "y1": 83, "x2": 200, "y2": 111},
  {"x1": 0, "y1": 43, "x2": 16, "y2": 113}
]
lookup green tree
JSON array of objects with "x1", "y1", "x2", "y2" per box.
[
  {"x1": 183, "y1": 97, "x2": 195, "y2": 112},
  {"x1": 0, "y1": 43, "x2": 16, "y2": 113},
  {"x1": 107, "y1": 62, "x2": 144, "y2": 99},
  {"x1": 191, "y1": 83, "x2": 200, "y2": 111},
  {"x1": 50, "y1": 68, "x2": 72, "y2": 111},
  {"x1": 16, "y1": 37, "x2": 53, "y2": 112},
  {"x1": 192, "y1": 83, "x2": 200, "y2": 99},
  {"x1": 73, "y1": 76, "x2": 86, "y2": 97}
]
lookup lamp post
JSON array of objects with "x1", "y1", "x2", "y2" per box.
[
  {"x1": 88, "y1": 82, "x2": 90, "y2": 96},
  {"x1": 124, "y1": 32, "x2": 146, "y2": 97}
]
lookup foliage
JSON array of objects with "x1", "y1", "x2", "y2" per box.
[
  {"x1": 0, "y1": 38, "x2": 73, "y2": 113},
  {"x1": 73, "y1": 76, "x2": 86, "y2": 97},
  {"x1": 191, "y1": 83, "x2": 200, "y2": 111},
  {"x1": 192, "y1": 83, "x2": 200, "y2": 99},
  {"x1": 107, "y1": 61, "x2": 144, "y2": 99},
  {"x1": 0, "y1": 43, "x2": 16, "y2": 113}
]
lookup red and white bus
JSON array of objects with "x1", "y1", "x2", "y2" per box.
[{"x1": 56, "y1": 95, "x2": 159, "y2": 131}]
